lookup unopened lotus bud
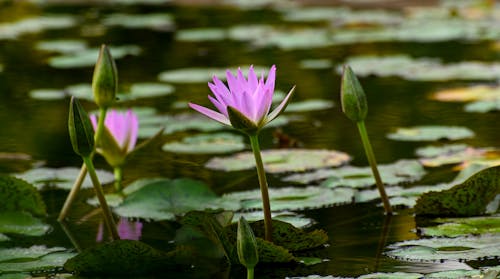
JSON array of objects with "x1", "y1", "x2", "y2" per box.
[
  {"x1": 92, "y1": 44, "x2": 117, "y2": 109},
  {"x1": 68, "y1": 96, "x2": 95, "y2": 157},
  {"x1": 340, "y1": 65, "x2": 368, "y2": 122},
  {"x1": 237, "y1": 216, "x2": 259, "y2": 269}
]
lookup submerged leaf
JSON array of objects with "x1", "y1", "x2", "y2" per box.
[
  {"x1": 0, "y1": 211, "x2": 50, "y2": 236},
  {"x1": 0, "y1": 175, "x2": 46, "y2": 216},
  {"x1": 0, "y1": 246, "x2": 74, "y2": 273},
  {"x1": 206, "y1": 149, "x2": 350, "y2": 173},
  {"x1": 16, "y1": 167, "x2": 114, "y2": 190},
  {"x1": 162, "y1": 133, "x2": 246, "y2": 154},
  {"x1": 387, "y1": 126, "x2": 474, "y2": 142},
  {"x1": 415, "y1": 165, "x2": 500, "y2": 217}
]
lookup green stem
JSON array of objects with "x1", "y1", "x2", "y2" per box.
[
  {"x1": 248, "y1": 134, "x2": 273, "y2": 242},
  {"x1": 247, "y1": 267, "x2": 254, "y2": 279},
  {"x1": 83, "y1": 156, "x2": 119, "y2": 240},
  {"x1": 356, "y1": 121, "x2": 392, "y2": 215},
  {"x1": 58, "y1": 163, "x2": 87, "y2": 221},
  {"x1": 95, "y1": 107, "x2": 108, "y2": 149},
  {"x1": 114, "y1": 167, "x2": 123, "y2": 192}
]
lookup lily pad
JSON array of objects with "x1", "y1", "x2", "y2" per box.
[
  {"x1": 419, "y1": 216, "x2": 500, "y2": 237},
  {"x1": 205, "y1": 149, "x2": 350, "y2": 173},
  {"x1": 158, "y1": 65, "x2": 268, "y2": 84},
  {"x1": 16, "y1": 167, "x2": 114, "y2": 190},
  {"x1": 222, "y1": 186, "x2": 355, "y2": 211},
  {"x1": 0, "y1": 246, "x2": 75, "y2": 273},
  {"x1": 48, "y1": 45, "x2": 141, "y2": 69},
  {"x1": 114, "y1": 178, "x2": 239, "y2": 220},
  {"x1": 465, "y1": 99, "x2": 500, "y2": 113},
  {"x1": 342, "y1": 55, "x2": 500, "y2": 81},
  {"x1": 0, "y1": 15, "x2": 77, "y2": 40},
  {"x1": 125, "y1": 82, "x2": 175, "y2": 99},
  {"x1": 358, "y1": 272, "x2": 423, "y2": 279},
  {"x1": 35, "y1": 39, "x2": 88, "y2": 54},
  {"x1": 431, "y1": 85, "x2": 500, "y2": 113},
  {"x1": 102, "y1": 13, "x2": 174, "y2": 31},
  {"x1": 284, "y1": 159, "x2": 425, "y2": 186},
  {"x1": 0, "y1": 175, "x2": 46, "y2": 216},
  {"x1": 176, "y1": 28, "x2": 227, "y2": 42},
  {"x1": 299, "y1": 59, "x2": 332, "y2": 70},
  {"x1": 387, "y1": 126, "x2": 475, "y2": 142},
  {"x1": 415, "y1": 165, "x2": 500, "y2": 217},
  {"x1": 417, "y1": 145, "x2": 494, "y2": 167},
  {"x1": 285, "y1": 99, "x2": 334, "y2": 112},
  {"x1": 233, "y1": 211, "x2": 316, "y2": 228},
  {"x1": 0, "y1": 211, "x2": 50, "y2": 237},
  {"x1": 386, "y1": 234, "x2": 500, "y2": 262},
  {"x1": 162, "y1": 133, "x2": 246, "y2": 154}
]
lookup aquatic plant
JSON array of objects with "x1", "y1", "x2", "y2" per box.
[
  {"x1": 189, "y1": 65, "x2": 295, "y2": 241},
  {"x1": 237, "y1": 217, "x2": 259, "y2": 279}
]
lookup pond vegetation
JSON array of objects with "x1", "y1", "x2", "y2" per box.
[{"x1": 0, "y1": 0, "x2": 499, "y2": 278}]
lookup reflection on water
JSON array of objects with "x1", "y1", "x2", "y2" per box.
[{"x1": 1, "y1": 0, "x2": 499, "y2": 278}]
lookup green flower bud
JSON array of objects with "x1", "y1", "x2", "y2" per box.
[
  {"x1": 92, "y1": 44, "x2": 117, "y2": 109},
  {"x1": 237, "y1": 216, "x2": 259, "y2": 269},
  {"x1": 340, "y1": 65, "x2": 368, "y2": 122},
  {"x1": 68, "y1": 96, "x2": 95, "y2": 157},
  {"x1": 227, "y1": 106, "x2": 259, "y2": 135}
]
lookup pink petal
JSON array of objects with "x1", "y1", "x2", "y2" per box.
[
  {"x1": 226, "y1": 69, "x2": 242, "y2": 94},
  {"x1": 89, "y1": 114, "x2": 98, "y2": 130},
  {"x1": 208, "y1": 95, "x2": 228, "y2": 117},
  {"x1": 189, "y1": 102, "x2": 231, "y2": 126},
  {"x1": 265, "y1": 65, "x2": 276, "y2": 93},
  {"x1": 247, "y1": 65, "x2": 258, "y2": 92},
  {"x1": 266, "y1": 85, "x2": 295, "y2": 124},
  {"x1": 125, "y1": 110, "x2": 138, "y2": 152},
  {"x1": 255, "y1": 87, "x2": 273, "y2": 123}
]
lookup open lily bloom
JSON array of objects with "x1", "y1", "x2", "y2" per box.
[
  {"x1": 90, "y1": 109, "x2": 138, "y2": 167},
  {"x1": 189, "y1": 65, "x2": 295, "y2": 134}
]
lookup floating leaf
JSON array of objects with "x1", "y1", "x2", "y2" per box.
[
  {"x1": 64, "y1": 240, "x2": 175, "y2": 275},
  {"x1": 0, "y1": 246, "x2": 75, "y2": 273},
  {"x1": 162, "y1": 133, "x2": 246, "y2": 154},
  {"x1": 285, "y1": 99, "x2": 334, "y2": 112},
  {"x1": 48, "y1": 45, "x2": 141, "y2": 69},
  {"x1": 418, "y1": 146, "x2": 495, "y2": 167},
  {"x1": 386, "y1": 234, "x2": 500, "y2": 262},
  {"x1": 284, "y1": 159, "x2": 425, "y2": 186},
  {"x1": 431, "y1": 85, "x2": 500, "y2": 103},
  {"x1": 16, "y1": 167, "x2": 114, "y2": 190},
  {"x1": 176, "y1": 28, "x2": 227, "y2": 42},
  {"x1": 358, "y1": 272, "x2": 423, "y2": 279},
  {"x1": 233, "y1": 211, "x2": 315, "y2": 228},
  {"x1": 299, "y1": 59, "x2": 332, "y2": 70},
  {"x1": 416, "y1": 144, "x2": 469, "y2": 158},
  {"x1": 222, "y1": 186, "x2": 354, "y2": 211},
  {"x1": 0, "y1": 175, "x2": 45, "y2": 216},
  {"x1": 102, "y1": 13, "x2": 174, "y2": 31},
  {"x1": 419, "y1": 216, "x2": 500, "y2": 237},
  {"x1": 158, "y1": 66, "x2": 268, "y2": 84},
  {"x1": 0, "y1": 15, "x2": 77, "y2": 40},
  {"x1": 465, "y1": 99, "x2": 500, "y2": 113},
  {"x1": 206, "y1": 149, "x2": 350, "y2": 173},
  {"x1": 114, "y1": 178, "x2": 239, "y2": 220},
  {"x1": 387, "y1": 126, "x2": 474, "y2": 142},
  {"x1": 0, "y1": 211, "x2": 50, "y2": 236},
  {"x1": 342, "y1": 55, "x2": 500, "y2": 81},
  {"x1": 415, "y1": 165, "x2": 500, "y2": 217},
  {"x1": 35, "y1": 40, "x2": 88, "y2": 54},
  {"x1": 126, "y1": 82, "x2": 175, "y2": 99}
]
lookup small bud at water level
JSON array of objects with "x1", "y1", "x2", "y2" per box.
[
  {"x1": 237, "y1": 216, "x2": 259, "y2": 269},
  {"x1": 92, "y1": 44, "x2": 118, "y2": 109},
  {"x1": 340, "y1": 65, "x2": 368, "y2": 122},
  {"x1": 68, "y1": 96, "x2": 95, "y2": 157}
]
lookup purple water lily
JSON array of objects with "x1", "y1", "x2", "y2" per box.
[{"x1": 189, "y1": 65, "x2": 294, "y2": 132}]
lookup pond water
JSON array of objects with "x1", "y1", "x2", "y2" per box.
[{"x1": 0, "y1": 0, "x2": 499, "y2": 278}]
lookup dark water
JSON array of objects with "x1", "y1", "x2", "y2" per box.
[{"x1": 0, "y1": 1, "x2": 499, "y2": 278}]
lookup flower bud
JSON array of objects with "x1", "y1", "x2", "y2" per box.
[
  {"x1": 92, "y1": 44, "x2": 117, "y2": 109},
  {"x1": 237, "y1": 216, "x2": 259, "y2": 269},
  {"x1": 68, "y1": 96, "x2": 95, "y2": 157},
  {"x1": 340, "y1": 65, "x2": 368, "y2": 122},
  {"x1": 227, "y1": 106, "x2": 260, "y2": 135}
]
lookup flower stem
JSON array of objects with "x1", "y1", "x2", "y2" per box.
[
  {"x1": 356, "y1": 121, "x2": 392, "y2": 214},
  {"x1": 248, "y1": 134, "x2": 273, "y2": 242},
  {"x1": 114, "y1": 167, "x2": 123, "y2": 192},
  {"x1": 82, "y1": 155, "x2": 119, "y2": 240},
  {"x1": 58, "y1": 163, "x2": 87, "y2": 221},
  {"x1": 247, "y1": 267, "x2": 254, "y2": 279},
  {"x1": 95, "y1": 107, "x2": 108, "y2": 148}
]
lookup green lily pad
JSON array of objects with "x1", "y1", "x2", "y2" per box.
[
  {"x1": 158, "y1": 65, "x2": 268, "y2": 84},
  {"x1": 419, "y1": 216, "x2": 500, "y2": 237},
  {"x1": 102, "y1": 13, "x2": 174, "y2": 30},
  {"x1": 416, "y1": 144, "x2": 469, "y2": 158},
  {"x1": 299, "y1": 59, "x2": 332, "y2": 70},
  {"x1": 431, "y1": 85, "x2": 500, "y2": 113},
  {"x1": 0, "y1": 15, "x2": 77, "y2": 40},
  {"x1": 424, "y1": 269, "x2": 482, "y2": 278},
  {"x1": 48, "y1": 45, "x2": 141, "y2": 69},
  {"x1": 0, "y1": 246, "x2": 75, "y2": 273},
  {"x1": 16, "y1": 167, "x2": 114, "y2": 190},
  {"x1": 125, "y1": 82, "x2": 175, "y2": 99},
  {"x1": 64, "y1": 240, "x2": 176, "y2": 276},
  {"x1": 386, "y1": 234, "x2": 500, "y2": 262},
  {"x1": 176, "y1": 28, "x2": 227, "y2": 42},
  {"x1": 358, "y1": 272, "x2": 423, "y2": 279},
  {"x1": 162, "y1": 133, "x2": 246, "y2": 154},
  {"x1": 465, "y1": 99, "x2": 500, "y2": 113},
  {"x1": 35, "y1": 40, "x2": 88, "y2": 54},
  {"x1": 0, "y1": 175, "x2": 46, "y2": 216},
  {"x1": 114, "y1": 178, "x2": 239, "y2": 220},
  {"x1": 206, "y1": 149, "x2": 350, "y2": 173},
  {"x1": 29, "y1": 88, "x2": 67, "y2": 100},
  {"x1": 387, "y1": 126, "x2": 475, "y2": 142},
  {"x1": 284, "y1": 159, "x2": 425, "y2": 186},
  {"x1": 285, "y1": 99, "x2": 334, "y2": 112},
  {"x1": 0, "y1": 211, "x2": 50, "y2": 236},
  {"x1": 417, "y1": 146, "x2": 494, "y2": 167},
  {"x1": 415, "y1": 165, "x2": 500, "y2": 217},
  {"x1": 342, "y1": 55, "x2": 500, "y2": 81},
  {"x1": 233, "y1": 211, "x2": 315, "y2": 228},
  {"x1": 0, "y1": 234, "x2": 9, "y2": 242},
  {"x1": 222, "y1": 186, "x2": 355, "y2": 211}
]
